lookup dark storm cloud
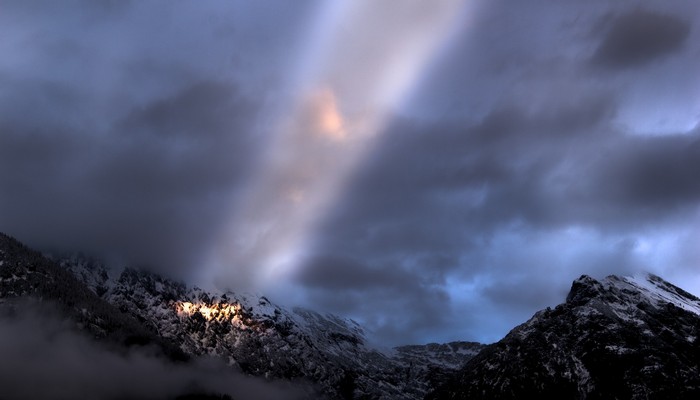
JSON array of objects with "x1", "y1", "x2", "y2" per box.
[
  {"x1": 0, "y1": 1, "x2": 319, "y2": 277},
  {"x1": 592, "y1": 9, "x2": 691, "y2": 69},
  {"x1": 296, "y1": 254, "x2": 453, "y2": 345},
  {"x1": 596, "y1": 131, "x2": 700, "y2": 209},
  {"x1": 0, "y1": 79, "x2": 260, "y2": 276},
  {"x1": 297, "y1": 254, "x2": 418, "y2": 290},
  {"x1": 319, "y1": 91, "x2": 618, "y2": 240},
  {"x1": 295, "y1": 83, "x2": 700, "y2": 344},
  {"x1": 2, "y1": 0, "x2": 700, "y2": 347}
]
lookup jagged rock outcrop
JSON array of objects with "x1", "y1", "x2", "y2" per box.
[{"x1": 429, "y1": 274, "x2": 700, "y2": 399}]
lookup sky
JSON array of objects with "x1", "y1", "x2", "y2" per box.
[{"x1": 1, "y1": 0, "x2": 699, "y2": 346}]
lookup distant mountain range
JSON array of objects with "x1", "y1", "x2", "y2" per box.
[{"x1": 2, "y1": 231, "x2": 700, "y2": 399}]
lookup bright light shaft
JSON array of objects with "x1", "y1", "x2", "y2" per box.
[{"x1": 215, "y1": 0, "x2": 469, "y2": 289}]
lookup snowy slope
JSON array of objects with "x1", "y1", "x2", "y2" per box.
[{"x1": 620, "y1": 274, "x2": 700, "y2": 316}]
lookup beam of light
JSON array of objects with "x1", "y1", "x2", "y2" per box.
[{"x1": 213, "y1": 0, "x2": 473, "y2": 290}]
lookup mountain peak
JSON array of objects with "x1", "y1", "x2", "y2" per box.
[
  {"x1": 565, "y1": 272, "x2": 700, "y2": 317},
  {"x1": 431, "y1": 272, "x2": 700, "y2": 399},
  {"x1": 566, "y1": 274, "x2": 605, "y2": 305}
]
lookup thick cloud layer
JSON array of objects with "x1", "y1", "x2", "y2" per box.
[
  {"x1": 0, "y1": 0, "x2": 317, "y2": 277},
  {"x1": 592, "y1": 9, "x2": 691, "y2": 69},
  {"x1": 1, "y1": 80, "x2": 260, "y2": 276},
  {"x1": 1, "y1": 0, "x2": 699, "y2": 346},
  {"x1": 289, "y1": 1, "x2": 700, "y2": 344}
]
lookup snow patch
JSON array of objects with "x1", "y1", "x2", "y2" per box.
[{"x1": 623, "y1": 274, "x2": 700, "y2": 317}]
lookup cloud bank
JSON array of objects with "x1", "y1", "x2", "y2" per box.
[{"x1": 1, "y1": 0, "x2": 699, "y2": 345}]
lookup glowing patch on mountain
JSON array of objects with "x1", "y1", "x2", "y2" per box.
[{"x1": 176, "y1": 301, "x2": 241, "y2": 322}]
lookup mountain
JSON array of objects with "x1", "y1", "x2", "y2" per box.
[
  {"x1": 7, "y1": 230, "x2": 700, "y2": 399},
  {"x1": 1, "y1": 233, "x2": 483, "y2": 399},
  {"x1": 429, "y1": 274, "x2": 700, "y2": 399},
  {"x1": 0, "y1": 232, "x2": 185, "y2": 359},
  {"x1": 60, "y1": 256, "x2": 484, "y2": 399}
]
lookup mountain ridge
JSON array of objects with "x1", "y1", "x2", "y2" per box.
[
  {"x1": 4, "y1": 232, "x2": 700, "y2": 399},
  {"x1": 1, "y1": 232, "x2": 483, "y2": 399},
  {"x1": 428, "y1": 273, "x2": 700, "y2": 399}
]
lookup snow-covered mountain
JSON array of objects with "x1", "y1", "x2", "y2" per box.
[
  {"x1": 1, "y1": 233, "x2": 483, "y2": 399},
  {"x1": 429, "y1": 274, "x2": 700, "y2": 399},
  {"x1": 62, "y1": 257, "x2": 483, "y2": 399}
]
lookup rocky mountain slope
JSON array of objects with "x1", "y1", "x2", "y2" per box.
[
  {"x1": 429, "y1": 274, "x2": 700, "y2": 399},
  {"x1": 60, "y1": 255, "x2": 483, "y2": 399},
  {"x1": 1, "y1": 233, "x2": 483, "y2": 399}
]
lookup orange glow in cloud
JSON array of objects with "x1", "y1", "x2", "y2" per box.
[{"x1": 310, "y1": 87, "x2": 345, "y2": 140}]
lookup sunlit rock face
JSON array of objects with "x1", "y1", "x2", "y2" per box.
[
  {"x1": 429, "y1": 274, "x2": 700, "y2": 399},
  {"x1": 176, "y1": 301, "x2": 242, "y2": 323}
]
